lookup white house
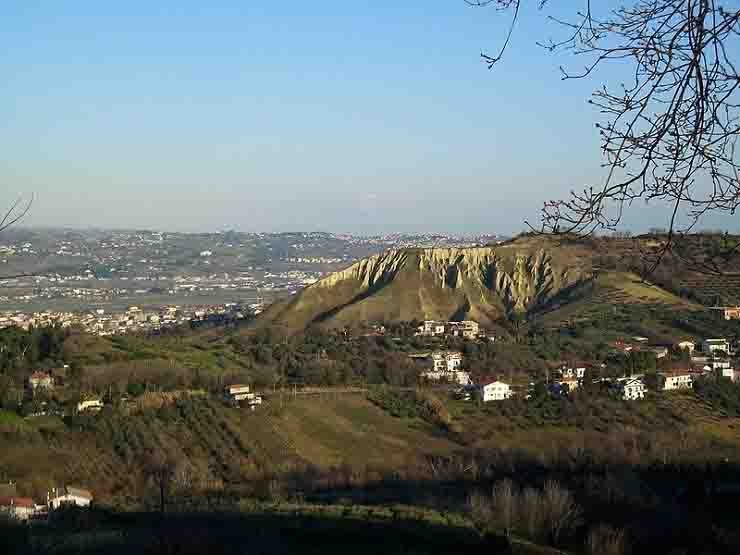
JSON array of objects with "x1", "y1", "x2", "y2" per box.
[
  {"x1": 710, "y1": 358, "x2": 732, "y2": 370},
  {"x1": 448, "y1": 320, "x2": 480, "y2": 339},
  {"x1": 416, "y1": 320, "x2": 481, "y2": 339},
  {"x1": 612, "y1": 376, "x2": 647, "y2": 400},
  {"x1": 702, "y1": 338, "x2": 732, "y2": 355},
  {"x1": 0, "y1": 497, "x2": 36, "y2": 520},
  {"x1": 478, "y1": 380, "x2": 513, "y2": 402},
  {"x1": 416, "y1": 320, "x2": 446, "y2": 337},
  {"x1": 224, "y1": 384, "x2": 252, "y2": 402},
  {"x1": 223, "y1": 384, "x2": 262, "y2": 407},
  {"x1": 421, "y1": 369, "x2": 472, "y2": 386},
  {"x1": 432, "y1": 352, "x2": 463, "y2": 372},
  {"x1": 560, "y1": 366, "x2": 586, "y2": 380},
  {"x1": 48, "y1": 486, "x2": 93, "y2": 509},
  {"x1": 77, "y1": 398, "x2": 104, "y2": 413},
  {"x1": 660, "y1": 372, "x2": 693, "y2": 391}
]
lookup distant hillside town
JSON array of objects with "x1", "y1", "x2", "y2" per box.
[{"x1": 0, "y1": 302, "x2": 262, "y2": 336}]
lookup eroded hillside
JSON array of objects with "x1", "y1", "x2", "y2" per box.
[{"x1": 258, "y1": 237, "x2": 600, "y2": 331}]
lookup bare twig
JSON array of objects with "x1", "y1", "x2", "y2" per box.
[{"x1": 471, "y1": 1, "x2": 740, "y2": 274}]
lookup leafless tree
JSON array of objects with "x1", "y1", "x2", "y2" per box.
[
  {"x1": 491, "y1": 478, "x2": 516, "y2": 537},
  {"x1": 541, "y1": 479, "x2": 582, "y2": 544},
  {"x1": 0, "y1": 194, "x2": 34, "y2": 280},
  {"x1": 0, "y1": 195, "x2": 32, "y2": 235},
  {"x1": 467, "y1": 1, "x2": 740, "y2": 272},
  {"x1": 467, "y1": 490, "x2": 493, "y2": 531},
  {"x1": 586, "y1": 523, "x2": 627, "y2": 555},
  {"x1": 144, "y1": 450, "x2": 177, "y2": 513},
  {"x1": 519, "y1": 486, "x2": 544, "y2": 539}
]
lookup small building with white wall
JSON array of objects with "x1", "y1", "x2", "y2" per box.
[
  {"x1": 48, "y1": 486, "x2": 93, "y2": 510},
  {"x1": 660, "y1": 372, "x2": 693, "y2": 391},
  {"x1": 611, "y1": 376, "x2": 647, "y2": 400},
  {"x1": 477, "y1": 380, "x2": 513, "y2": 402},
  {"x1": 702, "y1": 338, "x2": 732, "y2": 355}
]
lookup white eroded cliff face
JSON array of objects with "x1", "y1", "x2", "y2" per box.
[
  {"x1": 315, "y1": 249, "x2": 410, "y2": 289},
  {"x1": 313, "y1": 246, "x2": 590, "y2": 314}
]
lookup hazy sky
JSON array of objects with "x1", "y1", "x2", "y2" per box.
[{"x1": 1, "y1": 2, "x2": 736, "y2": 234}]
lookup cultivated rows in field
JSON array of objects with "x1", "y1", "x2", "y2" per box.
[{"x1": 681, "y1": 275, "x2": 740, "y2": 305}]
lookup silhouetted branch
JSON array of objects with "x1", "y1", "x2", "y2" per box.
[
  {"x1": 0, "y1": 194, "x2": 33, "y2": 234},
  {"x1": 471, "y1": 1, "x2": 740, "y2": 273},
  {"x1": 0, "y1": 194, "x2": 35, "y2": 280}
]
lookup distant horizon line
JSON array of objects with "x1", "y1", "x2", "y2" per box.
[
  {"x1": 7, "y1": 224, "x2": 511, "y2": 239},
  {"x1": 4, "y1": 224, "x2": 739, "y2": 238}
]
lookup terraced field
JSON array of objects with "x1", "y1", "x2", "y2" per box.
[
  {"x1": 536, "y1": 271, "x2": 696, "y2": 329},
  {"x1": 681, "y1": 274, "x2": 740, "y2": 305}
]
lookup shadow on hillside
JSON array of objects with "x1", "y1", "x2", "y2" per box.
[
  {"x1": 289, "y1": 460, "x2": 740, "y2": 555},
  {"x1": 1, "y1": 509, "x2": 518, "y2": 555}
]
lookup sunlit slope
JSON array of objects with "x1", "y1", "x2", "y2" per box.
[{"x1": 256, "y1": 236, "x2": 691, "y2": 332}]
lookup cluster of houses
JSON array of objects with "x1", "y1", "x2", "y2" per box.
[
  {"x1": 0, "y1": 303, "x2": 253, "y2": 337},
  {"x1": 20, "y1": 367, "x2": 267, "y2": 420},
  {"x1": 410, "y1": 350, "x2": 512, "y2": 402},
  {"x1": 24, "y1": 370, "x2": 105, "y2": 415},
  {"x1": 411, "y1": 332, "x2": 739, "y2": 404},
  {"x1": 415, "y1": 320, "x2": 493, "y2": 341},
  {"x1": 0, "y1": 482, "x2": 93, "y2": 522},
  {"x1": 547, "y1": 335, "x2": 739, "y2": 401},
  {"x1": 411, "y1": 351, "x2": 470, "y2": 385}
]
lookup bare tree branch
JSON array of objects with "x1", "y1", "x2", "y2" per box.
[
  {"x1": 0, "y1": 194, "x2": 33, "y2": 234},
  {"x1": 0, "y1": 194, "x2": 35, "y2": 281},
  {"x1": 471, "y1": 1, "x2": 740, "y2": 273}
]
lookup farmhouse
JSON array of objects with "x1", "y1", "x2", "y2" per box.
[
  {"x1": 411, "y1": 351, "x2": 463, "y2": 373},
  {"x1": 421, "y1": 369, "x2": 472, "y2": 385},
  {"x1": 48, "y1": 486, "x2": 93, "y2": 509},
  {"x1": 77, "y1": 398, "x2": 104, "y2": 413},
  {"x1": 433, "y1": 351, "x2": 462, "y2": 372},
  {"x1": 559, "y1": 365, "x2": 586, "y2": 380},
  {"x1": 555, "y1": 378, "x2": 580, "y2": 392},
  {"x1": 611, "y1": 376, "x2": 647, "y2": 400},
  {"x1": 224, "y1": 384, "x2": 253, "y2": 402},
  {"x1": 0, "y1": 496, "x2": 36, "y2": 520},
  {"x1": 660, "y1": 371, "x2": 693, "y2": 391},
  {"x1": 416, "y1": 320, "x2": 481, "y2": 339},
  {"x1": 447, "y1": 320, "x2": 480, "y2": 339},
  {"x1": 223, "y1": 384, "x2": 263, "y2": 407},
  {"x1": 710, "y1": 359, "x2": 732, "y2": 370},
  {"x1": 702, "y1": 338, "x2": 732, "y2": 356},
  {"x1": 477, "y1": 379, "x2": 513, "y2": 402},
  {"x1": 416, "y1": 320, "x2": 446, "y2": 337}
]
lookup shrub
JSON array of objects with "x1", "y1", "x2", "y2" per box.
[{"x1": 586, "y1": 524, "x2": 626, "y2": 555}]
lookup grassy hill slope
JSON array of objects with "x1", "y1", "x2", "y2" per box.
[{"x1": 3, "y1": 390, "x2": 740, "y2": 505}]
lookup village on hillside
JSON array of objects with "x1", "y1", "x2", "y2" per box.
[{"x1": 407, "y1": 319, "x2": 739, "y2": 403}]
